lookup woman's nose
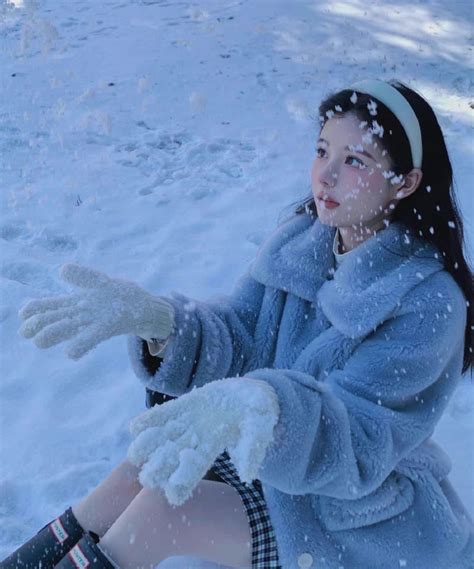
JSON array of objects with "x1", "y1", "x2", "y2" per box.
[{"x1": 318, "y1": 163, "x2": 338, "y2": 187}]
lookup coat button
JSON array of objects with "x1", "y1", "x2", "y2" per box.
[{"x1": 298, "y1": 552, "x2": 313, "y2": 568}]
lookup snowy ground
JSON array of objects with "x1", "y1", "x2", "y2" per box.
[{"x1": 0, "y1": 0, "x2": 472, "y2": 567}]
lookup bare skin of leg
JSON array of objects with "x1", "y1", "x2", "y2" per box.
[
  {"x1": 71, "y1": 460, "x2": 252, "y2": 567},
  {"x1": 72, "y1": 460, "x2": 144, "y2": 537},
  {"x1": 99, "y1": 480, "x2": 253, "y2": 569}
]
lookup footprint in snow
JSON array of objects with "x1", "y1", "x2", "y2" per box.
[
  {"x1": 0, "y1": 221, "x2": 30, "y2": 242},
  {"x1": 32, "y1": 228, "x2": 78, "y2": 253},
  {"x1": 0, "y1": 261, "x2": 61, "y2": 291},
  {"x1": 1, "y1": 222, "x2": 78, "y2": 253},
  {"x1": 115, "y1": 131, "x2": 258, "y2": 198}
]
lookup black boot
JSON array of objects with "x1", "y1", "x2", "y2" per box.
[
  {"x1": 54, "y1": 533, "x2": 116, "y2": 568},
  {"x1": 0, "y1": 507, "x2": 91, "y2": 569}
]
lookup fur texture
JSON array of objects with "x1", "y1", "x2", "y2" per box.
[{"x1": 128, "y1": 213, "x2": 473, "y2": 569}]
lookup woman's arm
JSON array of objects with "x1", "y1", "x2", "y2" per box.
[{"x1": 127, "y1": 270, "x2": 267, "y2": 397}]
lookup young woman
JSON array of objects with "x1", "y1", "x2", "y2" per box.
[{"x1": 2, "y1": 79, "x2": 473, "y2": 569}]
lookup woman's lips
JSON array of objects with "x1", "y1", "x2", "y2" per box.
[{"x1": 317, "y1": 197, "x2": 340, "y2": 208}]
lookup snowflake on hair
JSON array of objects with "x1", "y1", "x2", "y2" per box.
[
  {"x1": 370, "y1": 120, "x2": 384, "y2": 138},
  {"x1": 367, "y1": 99, "x2": 378, "y2": 116}
]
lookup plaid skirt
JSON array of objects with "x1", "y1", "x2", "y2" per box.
[{"x1": 210, "y1": 450, "x2": 282, "y2": 569}]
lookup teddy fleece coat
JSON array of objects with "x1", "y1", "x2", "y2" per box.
[{"x1": 127, "y1": 212, "x2": 473, "y2": 569}]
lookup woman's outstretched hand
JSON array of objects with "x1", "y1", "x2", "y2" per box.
[
  {"x1": 18, "y1": 263, "x2": 175, "y2": 360},
  {"x1": 127, "y1": 377, "x2": 280, "y2": 507}
]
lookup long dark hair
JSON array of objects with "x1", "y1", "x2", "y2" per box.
[{"x1": 279, "y1": 79, "x2": 473, "y2": 376}]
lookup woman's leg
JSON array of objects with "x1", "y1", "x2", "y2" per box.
[
  {"x1": 71, "y1": 460, "x2": 144, "y2": 537},
  {"x1": 99, "y1": 479, "x2": 253, "y2": 569},
  {"x1": 71, "y1": 459, "x2": 228, "y2": 539},
  {"x1": 0, "y1": 462, "x2": 145, "y2": 569}
]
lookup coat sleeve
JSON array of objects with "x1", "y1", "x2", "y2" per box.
[
  {"x1": 127, "y1": 270, "x2": 266, "y2": 397},
  {"x1": 245, "y1": 282, "x2": 467, "y2": 498}
]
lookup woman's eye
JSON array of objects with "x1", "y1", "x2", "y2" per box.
[
  {"x1": 315, "y1": 147, "x2": 326, "y2": 157},
  {"x1": 347, "y1": 156, "x2": 366, "y2": 168}
]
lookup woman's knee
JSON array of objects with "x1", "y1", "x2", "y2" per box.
[{"x1": 101, "y1": 480, "x2": 252, "y2": 568}]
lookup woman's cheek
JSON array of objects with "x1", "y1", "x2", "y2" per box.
[
  {"x1": 310, "y1": 160, "x2": 318, "y2": 184},
  {"x1": 343, "y1": 170, "x2": 368, "y2": 198},
  {"x1": 351, "y1": 168, "x2": 381, "y2": 191}
]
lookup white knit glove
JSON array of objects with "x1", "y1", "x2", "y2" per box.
[
  {"x1": 18, "y1": 263, "x2": 175, "y2": 360},
  {"x1": 127, "y1": 377, "x2": 280, "y2": 506}
]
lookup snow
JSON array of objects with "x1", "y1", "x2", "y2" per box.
[{"x1": 0, "y1": 0, "x2": 472, "y2": 567}]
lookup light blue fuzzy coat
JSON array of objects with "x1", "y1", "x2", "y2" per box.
[{"x1": 128, "y1": 213, "x2": 473, "y2": 569}]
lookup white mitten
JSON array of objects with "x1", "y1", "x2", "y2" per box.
[
  {"x1": 18, "y1": 263, "x2": 175, "y2": 360},
  {"x1": 127, "y1": 377, "x2": 280, "y2": 506}
]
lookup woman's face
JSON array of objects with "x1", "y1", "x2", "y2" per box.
[{"x1": 311, "y1": 113, "x2": 402, "y2": 230}]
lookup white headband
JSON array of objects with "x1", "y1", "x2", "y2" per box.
[{"x1": 348, "y1": 79, "x2": 423, "y2": 168}]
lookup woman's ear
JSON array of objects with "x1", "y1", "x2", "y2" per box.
[{"x1": 394, "y1": 168, "x2": 423, "y2": 200}]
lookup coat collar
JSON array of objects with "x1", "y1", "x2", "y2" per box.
[{"x1": 250, "y1": 213, "x2": 445, "y2": 339}]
